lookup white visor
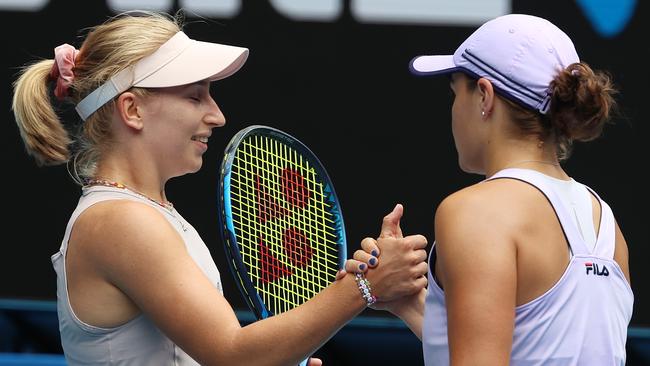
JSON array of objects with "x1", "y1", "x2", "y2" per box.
[{"x1": 76, "y1": 31, "x2": 249, "y2": 121}]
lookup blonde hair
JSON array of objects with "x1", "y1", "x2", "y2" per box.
[{"x1": 12, "y1": 10, "x2": 183, "y2": 183}]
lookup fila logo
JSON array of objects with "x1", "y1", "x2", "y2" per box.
[{"x1": 585, "y1": 262, "x2": 609, "y2": 276}]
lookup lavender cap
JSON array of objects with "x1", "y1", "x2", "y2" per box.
[{"x1": 409, "y1": 14, "x2": 579, "y2": 114}]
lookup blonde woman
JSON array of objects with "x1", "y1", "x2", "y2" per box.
[{"x1": 12, "y1": 10, "x2": 428, "y2": 366}]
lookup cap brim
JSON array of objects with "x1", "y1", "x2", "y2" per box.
[
  {"x1": 409, "y1": 55, "x2": 458, "y2": 76},
  {"x1": 135, "y1": 39, "x2": 249, "y2": 88}
]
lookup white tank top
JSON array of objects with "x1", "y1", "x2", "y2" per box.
[
  {"x1": 51, "y1": 186, "x2": 223, "y2": 365},
  {"x1": 532, "y1": 170, "x2": 597, "y2": 250},
  {"x1": 422, "y1": 168, "x2": 634, "y2": 365}
]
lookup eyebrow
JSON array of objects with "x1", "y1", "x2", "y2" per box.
[
  {"x1": 179, "y1": 80, "x2": 211, "y2": 92},
  {"x1": 189, "y1": 80, "x2": 210, "y2": 88}
]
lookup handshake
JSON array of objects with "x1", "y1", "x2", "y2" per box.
[{"x1": 337, "y1": 204, "x2": 429, "y2": 315}]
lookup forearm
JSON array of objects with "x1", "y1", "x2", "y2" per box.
[
  {"x1": 388, "y1": 288, "x2": 426, "y2": 340},
  {"x1": 224, "y1": 274, "x2": 366, "y2": 366}
]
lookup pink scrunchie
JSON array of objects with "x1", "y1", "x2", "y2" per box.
[{"x1": 49, "y1": 43, "x2": 79, "y2": 100}]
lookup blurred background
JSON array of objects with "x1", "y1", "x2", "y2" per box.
[{"x1": 1, "y1": 0, "x2": 648, "y2": 364}]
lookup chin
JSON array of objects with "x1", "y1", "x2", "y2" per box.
[
  {"x1": 458, "y1": 158, "x2": 471, "y2": 173},
  {"x1": 183, "y1": 159, "x2": 204, "y2": 174},
  {"x1": 458, "y1": 159, "x2": 484, "y2": 175},
  {"x1": 189, "y1": 163, "x2": 203, "y2": 174}
]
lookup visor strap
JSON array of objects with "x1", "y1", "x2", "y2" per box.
[
  {"x1": 74, "y1": 32, "x2": 190, "y2": 121},
  {"x1": 75, "y1": 69, "x2": 131, "y2": 121}
]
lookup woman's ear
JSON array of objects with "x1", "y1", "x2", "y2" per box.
[
  {"x1": 477, "y1": 78, "x2": 495, "y2": 119},
  {"x1": 116, "y1": 92, "x2": 144, "y2": 130}
]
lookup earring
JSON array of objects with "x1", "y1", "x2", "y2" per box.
[
  {"x1": 481, "y1": 111, "x2": 485, "y2": 117},
  {"x1": 537, "y1": 140, "x2": 544, "y2": 148}
]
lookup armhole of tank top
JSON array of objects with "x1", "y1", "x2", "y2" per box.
[
  {"x1": 429, "y1": 176, "x2": 574, "y2": 292},
  {"x1": 487, "y1": 176, "x2": 573, "y2": 258},
  {"x1": 429, "y1": 243, "x2": 440, "y2": 288},
  {"x1": 61, "y1": 198, "x2": 144, "y2": 334},
  {"x1": 584, "y1": 187, "x2": 630, "y2": 290},
  {"x1": 428, "y1": 243, "x2": 449, "y2": 296},
  {"x1": 583, "y1": 184, "x2": 604, "y2": 249}
]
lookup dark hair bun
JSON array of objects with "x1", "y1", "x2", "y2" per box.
[{"x1": 548, "y1": 62, "x2": 617, "y2": 142}]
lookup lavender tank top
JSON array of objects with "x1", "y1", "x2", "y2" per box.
[
  {"x1": 51, "y1": 186, "x2": 223, "y2": 365},
  {"x1": 422, "y1": 168, "x2": 633, "y2": 365}
]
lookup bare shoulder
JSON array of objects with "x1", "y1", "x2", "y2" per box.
[
  {"x1": 75, "y1": 199, "x2": 178, "y2": 244},
  {"x1": 435, "y1": 178, "x2": 537, "y2": 227},
  {"x1": 434, "y1": 179, "x2": 545, "y2": 261},
  {"x1": 434, "y1": 181, "x2": 520, "y2": 342},
  {"x1": 72, "y1": 200, "x2": 184, "y2": 274}
]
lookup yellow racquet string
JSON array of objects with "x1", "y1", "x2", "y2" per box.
[{"x1": 230, "y1": 135, "x2": 340, "y2": 314}]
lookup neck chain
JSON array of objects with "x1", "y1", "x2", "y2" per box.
[
  {"x1": 84, "y1": 178, "x2": 174, "y2": 212},
  {"x1": 84, "y1": 178, "x2": 187, "y2": 232}
]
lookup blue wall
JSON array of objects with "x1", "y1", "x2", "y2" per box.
[{"x1": 2, "y1": 299, "x2": 649, "y2": 365}]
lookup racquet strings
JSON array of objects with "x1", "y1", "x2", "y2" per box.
[{"x1": 229, "y1": 134, "x2": 340, "y2": 315}]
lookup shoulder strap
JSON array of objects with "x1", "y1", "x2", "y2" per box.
[
  {"x1": 486, "y1": 168, "x2": 592, "y2": 256},
  {"x1": 582, "y1": 185, "x2": 616, "y2": 258}
]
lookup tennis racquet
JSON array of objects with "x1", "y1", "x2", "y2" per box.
[{"x1": 217, "y1": 125, "x2": 347, "y2": 366}]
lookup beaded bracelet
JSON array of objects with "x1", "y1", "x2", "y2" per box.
[{"x1": 354, "y1": 273, "x2": 377, "y2": 307}]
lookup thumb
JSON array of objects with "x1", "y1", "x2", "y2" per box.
[
  {"x1": 379, "y1": 203, "x2": 403, "y2": 239},
  {"x1": 307, "y1": 358, "x2": 323, "y2": 366}
]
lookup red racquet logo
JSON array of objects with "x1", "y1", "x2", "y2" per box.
[{"x1": 256, "y1": 168, "x2": 313, "y2": 283}]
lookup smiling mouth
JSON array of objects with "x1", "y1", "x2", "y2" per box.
[{"x1": 191, "y1": 136, "x2": 209, "y2": 143}]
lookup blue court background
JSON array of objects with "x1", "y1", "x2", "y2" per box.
[{"x1": 1, "y1": 0, "x2": 647, "y2": 364}]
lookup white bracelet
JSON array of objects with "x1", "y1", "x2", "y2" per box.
[{"x1": 354, "y1": 273, "x2": 377, "y2": 306}]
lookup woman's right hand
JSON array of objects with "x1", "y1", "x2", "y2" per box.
[{"x1": 349, "y1": 204, "x2": 429, "y2": 305}]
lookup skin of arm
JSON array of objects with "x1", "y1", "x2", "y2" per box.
[
  {"x1": 381, "y1": 288, "x2": 426, "y2": 340},
  {"x1": 71, "y1": 200, "x2": 427, "y2": 366},
  {"x1": 434, "y1": 185, "x2": 517, "y2": 366}
]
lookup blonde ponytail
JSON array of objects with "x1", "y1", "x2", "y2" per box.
[
  {"x1": 12, "y1": 59, "x2": 71, "y2": 166},
  {"x1": 12, "y1": 10, "x2": 183, "y2": 182}
]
